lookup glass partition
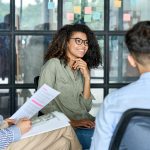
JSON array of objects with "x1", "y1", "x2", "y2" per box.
[
  {"x1": 0, "y1": 89, "x2": 10, "y2": 118},
  {"x1": 91, "y1": 36, "x2": 104, "y2": 83},
  {"x1": 0, "y1": 0, "x2": 10, "y2": 30},
  {"x1": 15, "y1": 0, "x2": 58, "y2": 30},
  {"x1": 0, "y1": 35, "x2": 11, "y2": 84},
  {"x1": 109, "y1": 36, "x2": 139, "y2": 83},
  {"x1": 110, "y1": 0, "x2": 150, "y2": 30},
  {"x1": 90, "y1": 88, "x2": 103, "y2": 116},
  {"x1": 15, "y1": 35, "x2": 53, "y2": 83},
  {"x1": 63, "y1": 0, "x2": 104, "y2": 30},
  {"x1": 16, "y1": 88, "x2": 35, "y2": 109},
  {"x1": 91, "y1": 88, "x2": 104, "y2": 104},
  {"x1": 109, "y1": 88, "x2": 117, "y2": 93}
]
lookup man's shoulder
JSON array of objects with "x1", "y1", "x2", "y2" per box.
[
  {"x1": 114, "y1": 80, "x2": 138, "y2": 94},
  {"x1": 105, "y1": 81, "x2": 137, "y2": 103}
]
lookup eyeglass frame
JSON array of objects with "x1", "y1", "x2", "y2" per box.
[{"x1": 70, "y1": 38, "x2": 88, "y2": 46}]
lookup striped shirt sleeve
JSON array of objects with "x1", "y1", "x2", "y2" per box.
[{"x1": 0, "y1": 125, "x2": 21, "y2": 150}]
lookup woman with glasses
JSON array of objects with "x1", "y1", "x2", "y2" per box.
[{"x1": 38, "y1": 24, "x2": 102, "y2": 149}]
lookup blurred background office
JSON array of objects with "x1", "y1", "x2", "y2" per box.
[{"x1": 0, "y1": 0, "x2": 149, "y2": 118}]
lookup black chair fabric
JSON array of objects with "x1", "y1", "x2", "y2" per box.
[
  {"x1": 109, "y1": 108, "x2": 150, "y2": 150},
  {"x1": 34, "y1": 76, "x2": 43, "y2": 116},
  {"x1": 34, "y1": 76, "x2": 39, "y2": 91}
]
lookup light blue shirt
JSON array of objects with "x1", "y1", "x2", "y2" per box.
[
  {"x1": 90, "y1": 72, "x2": 150, "y2": 150},
  {"x1": 0, "y1": 115, "x2": 21, "y2": 150}
]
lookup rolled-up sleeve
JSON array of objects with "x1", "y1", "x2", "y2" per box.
[
  {"x1": 79, "y1": 93, "x2": 95, "y2": 112},
  {"x1": 0, "y1": 125, "x2": 21, "y2": 149}
]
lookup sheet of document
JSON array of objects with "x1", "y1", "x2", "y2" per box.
[
  {"x1": 10, "y1": 84, "x2": 60, "y2": 121},
  {"x1": 21, "y1": 111, "x2": 70, "y2": 139}
]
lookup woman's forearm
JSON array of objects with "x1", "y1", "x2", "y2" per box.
[{"x1": 83, "y1": 77, "x2": 91, "y2": 99}]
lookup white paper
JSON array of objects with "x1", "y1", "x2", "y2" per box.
[
  {"x1": 10, "y1": 84, "x2": 60, "y2": 121},
  {"x1": 21, "y1": 111, "x2": 70, "y2": 139}
]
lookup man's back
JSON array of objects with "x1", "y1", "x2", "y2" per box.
[
  {"x1": 90, "y1": 72, "x2": 150, "y2": 150},
  {"x1": 90, "y1": 21, "x2": 150, "y2": 150}
]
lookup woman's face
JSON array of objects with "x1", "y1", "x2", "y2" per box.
[{"x1": 67, "y1": 32, "x2": 88, "y2": 60}]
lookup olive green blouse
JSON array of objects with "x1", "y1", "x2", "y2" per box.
[{"x1": 38, "y1": 58, "x2": 95, "y2": 121}]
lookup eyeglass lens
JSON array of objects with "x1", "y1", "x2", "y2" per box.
[{"x1": 71, "y1": 38, "x2": 88, "y2": 46}]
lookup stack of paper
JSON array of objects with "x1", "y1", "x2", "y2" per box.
[
  {"x1": 22, "y1": 111, "x2": 70, "y2": 139},
  {"x1": 10, "y1": 84, "x2": 70, "y2": 139}
]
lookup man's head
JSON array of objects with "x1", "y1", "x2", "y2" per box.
[{"x1": 125, "y1": 21, "x2": 150, "y2": 71}]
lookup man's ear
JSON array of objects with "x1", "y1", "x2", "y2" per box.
[{"x1": 127, "y1": 54, "x2": 137, "y2": 67}]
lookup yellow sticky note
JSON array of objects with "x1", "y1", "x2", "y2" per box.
[
  {"x1": 114, "y1": 0, "x2": 121, "y2": 8},
  {"x1": 74, "y1": 6, "x2": 81, "y2": 14},
  {"x1": 123, "y1": 13, "x2": 131, "y2": 22}
]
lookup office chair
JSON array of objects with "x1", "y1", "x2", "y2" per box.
[
  {"x1": 34, "y1": 76, "x2": 44, "y2": 116},
  {"x1": 34, "y1": 76, "x2": 40, "y2": 91},
  {"x1": 109, "y1": 108, "x2": 150, "y2": 150}
]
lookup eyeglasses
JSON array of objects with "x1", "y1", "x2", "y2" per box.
[{"x1": 70, "y1": 38, "x2": 88, "y2": 46}]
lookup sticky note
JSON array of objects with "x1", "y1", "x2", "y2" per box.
[
  {"x1": 96, "y1": 6, "x2": 103, "y2": 11},
  {"x1": 64, "y1": 2, "x2": 73, "y2": 9},
  {"x1": 84, "y1": 15, "x2": 92, "y2": 22},
  {"x1": 123, "y1": 13, "x2": 131, "y2": 22},
  {"x1": 131, "y1": 0, "x2": 136, "y2": 7},
  {"x1": 123, "y1": 23, "x2": 130, "y2": 30},
  {"x1": 48, "y1": 2, "x2": 55, "y2": 9},
  {"x1": 132, "y1": 18, "x2": 138, "y2": 24},
  {"x1": 74, "y1": 6, "x2": 81, "y2": 14},
  {"x1": 84, "y1": 7, "x2": 92, "y2": 14},
  {"x1": 136, "y1": 11, "x2": 140, "y2": 17},
  {"x1": 114, "y1": 0, "x2": 121, "y2": 8},
  {"x1": 92, "y1": 11, "x2": 101, "y2": 20},
  {"x1": 66, "y1": 13, "x2": 74, "y2": 21}
]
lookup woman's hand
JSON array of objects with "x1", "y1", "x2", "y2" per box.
[
  {"x1": 5, "y1": 118, "x2": 32, "y2": 135},
  {"x1": 16, "y1": 118, "x2": 32, "y2": 135},
  {"x1": 72, "y1": 59, "x2": 90, "y2": 79},
  {"x1": 5, "y1": 118, "x2": 16, "y2": 126},
  {"x1": 70, "y1": 119, "x2": 95, "y2": 128},
  {"x1": 72, "y1": 58, "x2": 91, "y2": 99}
]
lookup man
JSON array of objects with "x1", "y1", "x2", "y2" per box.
[
  {"x1": 90, "y1": 21, "x2": 150, "y2": 150},
  {"x1": 0, "y1": 115, "x2": 82, "y2": 150}
]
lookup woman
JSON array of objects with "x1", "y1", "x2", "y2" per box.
[{"x1": 38, "y1": 24, "x2": 102, "y2": 149}]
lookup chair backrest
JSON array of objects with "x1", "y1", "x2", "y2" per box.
[
  {"x1": 34, "y1": 76, "x2": 39, "y2": 91},
  {"x1": 109, "y1": 108, "x2": 150, "y2": 150},
  {"x1": 34, "y1": 76, "x2": 44, "y2": 116}
]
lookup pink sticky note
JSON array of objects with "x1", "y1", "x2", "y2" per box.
[
  {"x1": 84, "y1": 7, "x2": 92, "y2": 14},
  {"x1": 66, "y1": 13, "x2": 74, "y2": 21},
  {"x1": 123, "y1": 13, "x2": 131, "y2": 22}
]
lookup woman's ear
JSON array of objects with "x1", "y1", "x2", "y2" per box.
[{"x1": 127, "y1": 54, "x2": 137, "y2": 67}]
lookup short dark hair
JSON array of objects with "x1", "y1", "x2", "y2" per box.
[
  {"x1": 45, "y1": 24, "x2": 102, "y2": 69},
  {"x1": 125, "y1": 21, "x2": 150, "y2": 65}
]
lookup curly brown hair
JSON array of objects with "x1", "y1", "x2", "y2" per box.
[{"x1": 45, "y1": 24, "x2": 102, "y2": 69}]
